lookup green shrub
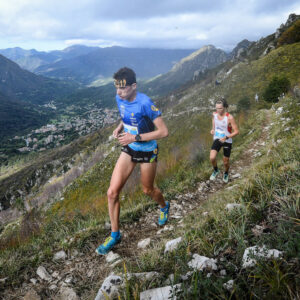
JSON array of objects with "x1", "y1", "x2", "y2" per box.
[
  {"x1": 263, "y1": 76, "x2": 291, "y2": 103},
  {"x1": 277, "y1": 20, "x2": 300, "y2": 46},
  {"x1": 237, "y1": 96, "x2": 251, "y2": 112}
]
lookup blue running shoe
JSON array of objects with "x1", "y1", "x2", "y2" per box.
[
  {"x1": 223, "y1": 173, "x2": 229, "y2": 183},
  {"x1": 95, "y1": 234, "x2": 121, "y2": 255},
  {"x1": 158, "y1": 201, "x2": 170, "y2": 226},
  {"x1": 210, "y1": 170, "x2": 220, "y2": 180}
]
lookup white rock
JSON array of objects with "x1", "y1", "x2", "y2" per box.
[
  {"x1": 202, "y1": 212, "x2": 209, "y2": 216},
  {"x1": 36, "y1": 266, "x2": 52, "y2": 282},
  {"x1": 128, "y1": 272, "x2": 160, "y2": 281},
  {"x1": 58, "y1": 286, "x2": 79, "y2": 300},
  {"x1": 225, "y1": 203, "x2": 242, "y2": 211},
  {"x1": 30, "y1": 278, "x2": 38, "y2": 284},
  {"x1": 94, "y1": 275, "x2": 123, "y2": 300},
  {"x1": 276, "y1": 107, "x2": 283, "y2": 115},
  {"x1": 110, "y1": 259, "x2": 123, "y2": 268},
  {"x1": 220, "y1": 269, "x2": 227, "y2": 276},
  {"x1": 104, "y1": 221, "x2": 111, "y2": 229},
  {"x1": 157, "y1": 225, "x2": 174, "y2": 234},
  {"x1": 180, "y1": 271, "x2": 193, "y2": 281},
  {"x1": 188, "y1": 254, "x2": 218, "y2": 271},
  {"x1": 0, "y1": 277, "x2": 8, "y2": 283},
  {"x1": 242, "y1": 245, "x2": 282, "y2": 268},
  {"x1": 164, "y1": 237, "x2": 182, "y2": 254},
  {"x1": 226, "y1": 184, "x2": 238, "y2": 191},
  {"x1": 106, "y1": 251, "x2": 121, "y2": 263},
  {"x1": 53, "y1": 250, "x2": 67, "y2": 261},
  {"x1": 206, "y1": 273, "x2": 212, "y2": 278},
  {"x1": 231, "y1": 173, "x2": 241, "y2": 179},
  {"x1": 140, "y1": 284, "x2": 182, "y2": 300},
  {"x1": 49, "y1": 284, "x2": 58, "y2": 290},
  {"x1": 64, "y1": 275, "x2": 73, "y2": 284},
  {"x1": 223, "y1": 279, "x2": 234, "y2": 291},
  {"x1": 138, "y1": 238, "x2": 151, "y2": 249}
]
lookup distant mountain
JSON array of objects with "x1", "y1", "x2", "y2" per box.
[
  {"x1": 0, "y1": 45, "x2": 99, "y2": 72},
  {"x1": 32, "y1": 47, "x2": 195, "y2": 85},
  {"x1": 0, "y1": 54, "x2": 77, "y2": 104},
  {"x1": 140, "y1": 45, "x2": 228, "y2": 97}
]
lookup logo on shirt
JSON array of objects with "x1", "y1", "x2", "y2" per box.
[
  {"x1": 151, "y1": 105, "x2": 159, "y2": 112},
  {"x1": 131, "y1": 112, "x2": 134, "y2": 117}
]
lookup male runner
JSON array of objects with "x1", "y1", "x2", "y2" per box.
[
  {"x1": 96, "y1": 67, "x2": 169, "y2": 255},
  {"x1": 209, "y1": 98, "x2": 239, "y2": 183}
]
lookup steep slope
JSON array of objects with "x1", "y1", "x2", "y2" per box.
[
  {"x1": 140, "y1": 45, "x2": 228, "y2": 97},
  {"x1": 0, "y1": 92, "x2": 53, "y2": 140},
  {"x1": 0, "y1": 54, "x2": 77, "y2": 104}
]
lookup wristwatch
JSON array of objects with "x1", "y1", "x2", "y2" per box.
[{"x1": 135, "y1": 134, "x2": 142, "y2": 141}]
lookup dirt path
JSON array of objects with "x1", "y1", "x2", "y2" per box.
[{"x1": 3, "y1": 111, "x2": 271, "y2": 300}]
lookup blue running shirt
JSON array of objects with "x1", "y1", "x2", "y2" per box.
[{"x1": 116, "y1": 92, "x2": 161, "y2": 151}]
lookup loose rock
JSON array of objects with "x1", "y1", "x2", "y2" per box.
[
  {"x1": 138, "y1": 238, "x2": 151, "y2": 249},
  {"x1": 53, "y1": 250, "x2": 67, "y2": 261},
  {"x1": 140, "y1": 284, "x2": 182, "y2": 300},
  {"x1": 36, "y1": 266, "x2": 52, "y2": 282},
  {"x1": 164, "y1": 237, "x2": 182, "y2": 254},
  {"x1": 94, "y1": 275, "x2": 123, "y2": 300},
  {"x1": 106, "y1": 251, "x2": 121, "y2": 263},
  {"x1": 188, "y1": 254, "x2": 218, "y2": 271}
]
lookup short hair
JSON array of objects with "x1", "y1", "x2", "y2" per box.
[
  {"x1": 215, "y1": 98, "x2": 228, "y2": 108},
  {"x1": 113, "y1": 67, "x2": 136, "y2": 86}
]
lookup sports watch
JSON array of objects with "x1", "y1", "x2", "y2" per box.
[{"x1": 135, "y1": 134, "x2": 142, "y2": 141}]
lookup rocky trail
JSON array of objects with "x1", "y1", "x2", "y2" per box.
[{"x1": 2, "y1": 112, "x2": 271, "y2": 300}]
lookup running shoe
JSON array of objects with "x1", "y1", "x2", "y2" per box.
[
  {"x1": 210, "y1": 170, "x2": 220, "y2": 180},
  {"x1": 158, "y1": 201, "x2": 170, "y2": 226},
  {"x1": 95, "y1": 234, "x2": 121, "y2": 255},
  {"x1": 223, "y1": 173, "x2": 229, "y2": 183}
]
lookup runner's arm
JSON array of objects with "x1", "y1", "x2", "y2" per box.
[
  {"x1": 226, "y1": 115, "x2": 239, "y2": 138},
  {"x1": 210, "y1": 116, "x2": 215, "y2": 135},
  {"x1": 117, "y1": 117, "x2": 168, "y2": 145},
  {"x1": 113, "y1": 121, "x2": 124, "y2": 138}
]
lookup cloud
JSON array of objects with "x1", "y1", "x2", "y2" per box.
[{"x1": 0, "y1": 0, "x2": 299, "y2": 50}]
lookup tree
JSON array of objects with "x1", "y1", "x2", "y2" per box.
[
  {"x1": 237, "y1": 96, "x2": 251, "y2": 112},
  {"x1": 263, "y1": 76, "x2": 291, "y2": 103}
]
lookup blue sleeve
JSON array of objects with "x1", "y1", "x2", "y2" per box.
[{"x1": 142, "y1": 98, "x2": 162, "y2": 121}]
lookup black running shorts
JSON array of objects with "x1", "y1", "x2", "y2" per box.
[
  {"x1": 121, "y1": 145, "x2": 158, "y2": 163},
  {"x1": 211, "y1": 140, "x2": 232, "y2": 157}
]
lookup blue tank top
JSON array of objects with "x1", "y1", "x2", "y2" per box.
[{"x1": 116, "y1": 92, "x2": 161, "y2": 151}]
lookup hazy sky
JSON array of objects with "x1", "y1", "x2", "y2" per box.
[{"x1": 0, "y1": 0, "x2": 299, "y2": 51}]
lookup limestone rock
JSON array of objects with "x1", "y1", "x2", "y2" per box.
[
  {"x1": 188, "y1": 254, "x2": 218, "y2": 271},
  {"x1": 164, "y1": 237, "x2": 182, "y2": 254},
  {"x1": 53, "y1": 250, "x2": 67, "y2": 261},
  {"x1": 223, "y1": 279, "x2": 234, "y2": 291},
  {"x1": 106, "y1": 251, "x2": 121, "y2": 263},
  {"x1": 138, "y1": 238, "x2": 151, "y2": 249},
  {"x1": 231, "y1": 173, "x2": 241, "y2": 179},
  {"x1": 225, "y1": 203, "x2": 242, "y2": 211},
  {"x1": 128, "y1": 272, "x2": 160, "y2": 281},
  {"x1": 94, "y1": 275, "x2": 123, "y2": 300},
  {"x1": 36, "y1": 266, "x2": 52, "y2": 282},
  {"x1": 242, "y1": 245, "x2": 282, "y2": 268},
  {"x1": 140, "y1": 284, "x2": 182, "y2": 300}
]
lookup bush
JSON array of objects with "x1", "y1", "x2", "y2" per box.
[
  {"x1": 237, "y1": 96, "x2": 251, "y2": 112},
  {"x1": 277, "y1": 20, "x2": 300, "y2": 46},
  {"x1": 263, "y1": 76, "x2": 291, "y2": 103}
]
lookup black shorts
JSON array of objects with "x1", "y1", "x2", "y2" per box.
[
  {"x1": 121, "y1": 145, "x2": 158, "y2": 163},
  {"x1": 211, "y1": 140, "x2": 232, "y2": 157}
]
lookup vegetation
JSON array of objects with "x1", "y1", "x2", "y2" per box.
[
  {"x1": 237, "y1": 96, "x2": 251, "y2": 112},
  {"x1": 263, "y1": 76, "x2": 291, "y2": 103},
  {"x1": 278, "y1": 19, "x2": 300, "y2": 46}
]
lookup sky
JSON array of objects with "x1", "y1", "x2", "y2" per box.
[{"x1": 0, "y1": 0, "x2": 299, "y2": 52}]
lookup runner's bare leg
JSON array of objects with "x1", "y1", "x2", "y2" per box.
[
  {"x1": 107, "y1": 152, "x2": 136, "y2": 232},
  {"x1": 140, "y1": 162, "x2": 166, "y2": 208}
]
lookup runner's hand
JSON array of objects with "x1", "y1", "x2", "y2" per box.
[
  {"x1": 117, "y1": 132, "x2": 135, "y2": 146},
  {"x1": 113, "y1": 127, "x2": 122, "y2": 138},
  {"x1": 210, "y1": 129, "x2": 214, "y2": 135},
  {"x1": 219, "y1": 137, "x2": 226, "y2": 143}
]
